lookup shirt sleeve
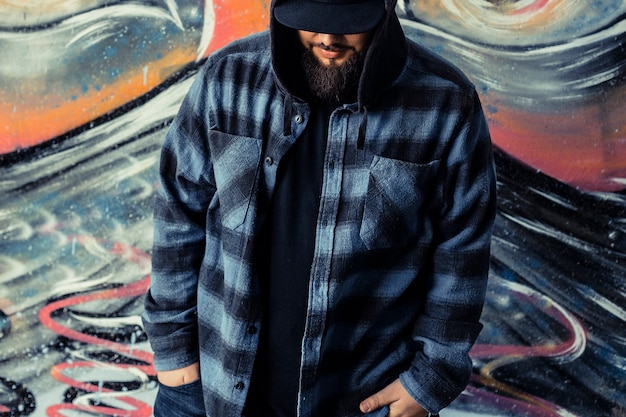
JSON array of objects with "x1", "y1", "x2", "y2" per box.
[
  {"x1": 141, "y1": 68, "x2": 215, "y2": 372},
  {"x1": 399, "y1": 90, "x2": 497, "y2": 414}
]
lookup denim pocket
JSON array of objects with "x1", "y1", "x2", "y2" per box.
[
  {"x1": 154, "y1": 379, "x2": 206, "y2": 417},
  {"x1": 363, "y1": 405, "x2": 390, "y2": 417}
]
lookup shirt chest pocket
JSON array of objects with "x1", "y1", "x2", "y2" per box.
[
  {"x1": 359, "y1": 155, "x2": 440, "y2": 251},
  {"x1": 210, "y1": 130, "x2": 263, "y2": 231}
]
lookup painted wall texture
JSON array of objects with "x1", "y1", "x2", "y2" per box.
[{"x1": 0, "y1": 0, "x2": 624, "y2": 416}]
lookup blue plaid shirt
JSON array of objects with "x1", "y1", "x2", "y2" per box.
[{"x1": 143, "y1": 27, "x2": 496, "y2": 417}]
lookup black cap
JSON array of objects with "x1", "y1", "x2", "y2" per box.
[{"x1": 274, "y1": 0, "x2": 385, "y2": 35}]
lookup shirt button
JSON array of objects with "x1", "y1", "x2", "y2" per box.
[
  {"x1": 247, "y1": 325, "x2": 257, "y2": 334},
  {"x1": 234, "y1": 381, "x2": 245, "y2": 390},
  {"x1": 265, "y1": 156, "x2": 273, "y2": 166},
  {"x1": 294, "y1": 114, "x2": 304, "y2": 124}
]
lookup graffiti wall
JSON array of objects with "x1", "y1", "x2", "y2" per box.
[{"x1": 0, "y1": 0, "x2": 624, "y2": 416}]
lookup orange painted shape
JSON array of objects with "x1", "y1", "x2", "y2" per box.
[
  {"x1": 0, "y1": 47, "x2": 197, "y2": 154},
  {"x1": 486, "y1": 87, "x2": 626, "y2": 191},
  {"x1": 204, "y1": 0, "x2": 270, "y2": 56},
  {"x1": 1, "y1": 0, "x2": 271, "y2": 155}
]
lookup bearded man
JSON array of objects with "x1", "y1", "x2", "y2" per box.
[{"x1": 142, "y1": 0, "x2": 497, "y2": 416}]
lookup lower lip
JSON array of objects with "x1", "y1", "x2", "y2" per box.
[{"x1": 317, "y1": 48, "x2": 344, "y2": 60}]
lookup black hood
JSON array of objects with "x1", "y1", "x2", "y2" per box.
[{"x1": 269, "y1": 0, "x2": 408, "y2": 111}]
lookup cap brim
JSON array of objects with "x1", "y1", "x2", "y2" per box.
[{"x1": 274, "y1": 0, "x2": 385, "y2": 35}]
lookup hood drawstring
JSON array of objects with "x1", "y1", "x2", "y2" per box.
[
  {"x1": 283, "y1": 94, "x2": 293, "y2": 136},
  {"x1": 357, "y1": 107, "x2": 368, "y2": 150}
]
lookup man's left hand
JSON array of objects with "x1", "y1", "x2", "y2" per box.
[{"x1": 359, "y1": 379, "x2": 429, "y2": 417}]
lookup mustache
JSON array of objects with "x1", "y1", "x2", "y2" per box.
[{"x1": 313, "y1": 43, "x2": 356, "y2": 52}]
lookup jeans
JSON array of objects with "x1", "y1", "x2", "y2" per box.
[
  {"x1": 153, "y1": 379, "x2": 206, "y2": 417},
  {"x1": 153, "y1": 384, "x2": 437, "y2": 417}
]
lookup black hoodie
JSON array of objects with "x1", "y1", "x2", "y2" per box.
[
  {"x1": 270, "y1": 0, "x2": 408, "y2": 141},
  {"x1": 246, "y1": 3, "x2": 409, "y2": 416}
]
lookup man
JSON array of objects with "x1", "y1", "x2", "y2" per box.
[{"x1": 142, "y1": 0, "x2": 497, "y2": 415}]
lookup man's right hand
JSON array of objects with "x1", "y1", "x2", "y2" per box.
[{"x1": 157, "y1": 362, "x2": 201, "y2": 387}]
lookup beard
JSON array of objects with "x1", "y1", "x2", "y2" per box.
[{"x1": 301, "y1": 47, "x2": 366, "y2": 104}]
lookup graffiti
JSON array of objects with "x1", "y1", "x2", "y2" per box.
[
  {"x1": 475, "y1": 150, "x2": 626, "y2": 417},
  {"x1": 0, "y1": 0, "x2": 269, "y2": 155},
  {"x1": 0, "y1": 1, "x2": 267, "y2": 415},
  {"x1": 399, "y1": 0, "x2": 626, "y2": 192},
  {"x1": 0, "y1": 0, "x2": 624, "y2": 416},
  {"x1": 0, "y1": 106, "x2": 167, "y2": 416},
  {"x1": 394, "y1": 1, "x2": 626, "y2": 415}
]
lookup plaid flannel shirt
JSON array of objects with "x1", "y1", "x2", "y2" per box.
[{"x1": 143, "y1": 30, "x2": 496, "y2": 417}]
